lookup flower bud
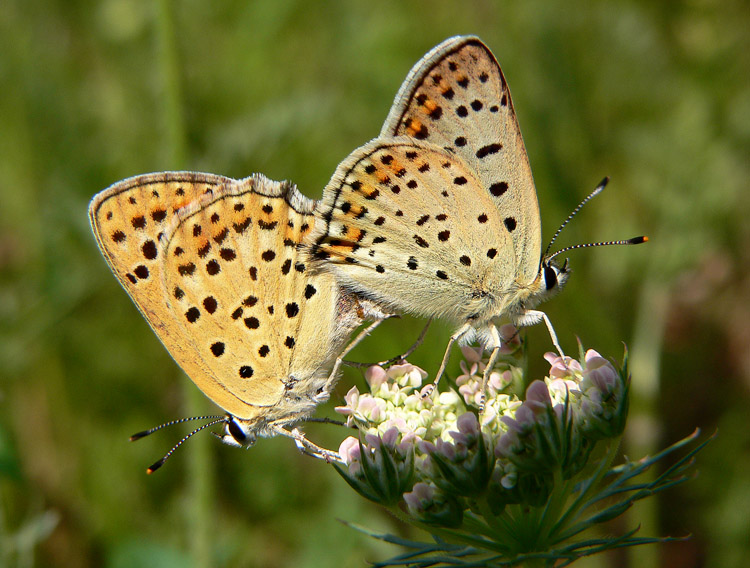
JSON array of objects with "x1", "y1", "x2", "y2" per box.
[
  {"x1": 422, "y1": 412, "x2": 494, "y2": 497},
  {"x1": 403, "y1": 482, "x2": 464, "y2": 528},
  {"x1": 578, "y1": 350, "x2": 630, "y2": 439},
  {"x1": 333, "y1": 428, "x2": 416, "y2": 506},
  {"x1": 321, "y1": 338, "x2": 667, "y2": 566},
  {"x1": 365, "y1": 365, "x2": 388, "y2": 389},
  {"x1": 496, "y1": 380, "x2": 588, "y2": 476},
  {"x1": 387, "y1": 363, "x2": 427, "y2": 389}
]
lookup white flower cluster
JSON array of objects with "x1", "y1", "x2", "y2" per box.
[
  {"x1": 333, "y1": 329, "x2": 628, "y2": 525},
  {"x1": 337, "y1": 363, "x2": 466, "y2": 445}
]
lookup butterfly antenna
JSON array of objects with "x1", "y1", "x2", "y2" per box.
[
  {"x1": 544, "y1": 177, "x2": 609, "y2": 257},
  {"x1": 144, "y1": 417, "x2": 228, "y2": 474},
  {"x1": 546, "y1": 236, "x2": 648, "y2": 263},
  {"x1": 305, "y1": 416, "x2": 349, "y2": 427},
  {"x1": 129, "y1": 415, "x2": 225, "y2": 441}
]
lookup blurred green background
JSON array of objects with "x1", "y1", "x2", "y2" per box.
[{"x1": 1, "y1": 1, "x2": 748, "y2": 567}]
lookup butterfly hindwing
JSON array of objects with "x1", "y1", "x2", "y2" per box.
[{"x1": 159, "y1": 174, "x2": 360, "y2": 420}]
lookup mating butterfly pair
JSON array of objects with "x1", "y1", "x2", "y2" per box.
[{"x1": 90, "y1": 36, "x2": 643, "y2": 468}]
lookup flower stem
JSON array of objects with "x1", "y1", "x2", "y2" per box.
[{"x1": 154, "y1": 2, "x2": 211, "y2": 567}]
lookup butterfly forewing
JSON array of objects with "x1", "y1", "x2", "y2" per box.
[
  {"x1": 89, "y1": 172, "x2": 235, "y2": 384},
  {"x1": 380, "y1": 36, "x2": 542, "y2": 285},
  {"x1": 313, "y1": 139, "x2": 519, "y2": 324}
]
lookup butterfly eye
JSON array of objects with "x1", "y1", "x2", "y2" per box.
[
  {"x1": 227, "y1": 418, "x2": 248, "y2": 444},
  {"x1": 543, "y1": 264, "x2": 558, "y2": 291}
]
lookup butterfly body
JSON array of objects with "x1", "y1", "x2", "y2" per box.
[
  {"x1": 312, "y1": 138, "x2": 558, "y2": 334},
  {"x1": 311, "y1": 37, "x2": 568, "y2": 360},
  {"x1": 90, "y1": 172, "x2": 380, "y2": 447}
]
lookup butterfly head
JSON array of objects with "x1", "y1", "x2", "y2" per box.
[
  {"x1": 515, "y1": 256, "x2": 570, "y2": 316},
  {"x1": 537, "y1": 256, "x2": 570, "y2": 304},
  {"x1": 218, "y1": 416, "x2": 259, "y2": 448},
  {"x1": 131, "y1": 409, "x2": 320, "y2": 473},
  {"x1": 218, "y1": 405, "x2": 320, "y2": 448}
]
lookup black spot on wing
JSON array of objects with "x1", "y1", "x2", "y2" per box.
[
  {"x1": 490, "y1": 182, "x2": 508, "y2": 197},
  {"x1": 476, "y1": 143, "x2": 502, "y2": 159}
]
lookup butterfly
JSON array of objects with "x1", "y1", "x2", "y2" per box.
[
  {"x1": 310, "y1": 36, "x2": 645, "y2": 390},
  {"x1": 89, "y1": 172, "x2": 388, "y2": 469}
]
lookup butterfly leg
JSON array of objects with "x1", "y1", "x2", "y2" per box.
[
  {"x1": 516, "y1": 310, "x2": 565, "y2": 357},
  {"x1": 421, "y1": 321, "x2": 473, "y2": 398},
  {"x1": 343, "y1": 319, "x2": 431, "y2": 369},
  {"x1": 388, "y1": 319, "x2": 431, "y2": 363},
  {"x1": 323, "y1": 318, "x2": 389, "y2": 393},
  {"x1": 272, "y1": 425, "x2": 344, "y2": 463},
  {"x1": 377, "y1": 319, "x2": 431, "y2": 367},
  {"x1": 478, "y1": 324, "x2": 503, "y2": 413}
]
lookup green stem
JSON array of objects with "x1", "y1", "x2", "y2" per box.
[
  {"x1": 184, "y1": 385, "x2": 213, "y2": 568},
  {"x1": 550, "y1": 438, "x2": 621, "y2": 540},
  {"x1": 156, "y1": 0, "x2": 187, "y2": 168},
  {"x1": 522, "y1": 559, "x2": 549, "y2": 568},
  {"x1": 626, "y1": 271, "x2": 670, "y2": 568},
  {"x1": 473, "y1": 497, "x2": 507, "y2": 536},
  {"x1": 154, "y1": 2, "x2": 211, "y2": 567}
]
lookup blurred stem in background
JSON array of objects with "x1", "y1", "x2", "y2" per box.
[
  {"x1": 627, "y1": 275, "x2": 670, "y2": 568},
  {"x1": 156, "y1": 0, "x2": 187, "y2": 168},
  {"x1": 155, "y1": 1, "x2": 213, "y2": 567}
]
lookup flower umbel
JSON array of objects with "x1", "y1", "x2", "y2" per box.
[{"x1": 326, "y1": 331, "x2": 703, "y2": 566}]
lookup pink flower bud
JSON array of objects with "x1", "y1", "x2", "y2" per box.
[
  {"x1": 498, "y1": 324, "x2": 521, "y2": 354},
  {"x1": 398, "y1": 432, "x2": 417, "y2": 455},
  {"x1": 545, "y1": 352, "x2": 582, "y2": 378},
  {"x1": 500, "y1": 410, "x2": 527, "y2": 435},
  {"x1": 365, "y1": 365, "x2": 387, "y2": 389},
  {"x1": 457, "y1": 360, "x2": 479, "y2": 380},
  {"x1": 458, "y1": 383, "x2": 481, "y2": 406},
  {"x1": 488, "y1": 370, "x2": 511, "y2": 391},
  {"x1": 481, "y1": 404, "x2": 498, "y2": 426},
  {"x1": 382, "y1": 417, "x2": 408, "y2": 434},
  {"x1": 403, "y1": 482, "x2": 435, "y2": 512},
  {"x1": 436, "y1": 438, "x2": 457, "y2": 460},
  {"x1": 456, "y1": 412, "x2": 480, "y2": 436},
  {"x1": 335, "y1": 386, "x2": 360, "y2": 416},
  {"x1": 495, "y1": 431, "x2": 519, "y2": 457},
  {"x1": 387, "y1": 363, "x2": 428, "y2": 388},
  {"x1": 418, "y1": 440, "x2": 437, "y2": 454},
  {"x1": 498, "y1": 324, "x2": 519, "y2": 342},
  {"x1": 460, "y1": 345, "x2": 484, "y2": 364},
  {"x1": 584, "y1": 351, "x2": 618, "y2": 394},
  {"x1": 358, "y1": 396, "x2": 386, "y2": 421},
  {"x1": 382, "y1": 427, "x2": 400, "y2": 448},
  {"x1": 448, "y1": 431, "x2": 469, "y2": 445},
  {"x1": 338, "y1": 437, "x2": 361, "y2": 465},
  {"x1": 525, "y1": 380, "x2": 552, "y2": 414}
]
